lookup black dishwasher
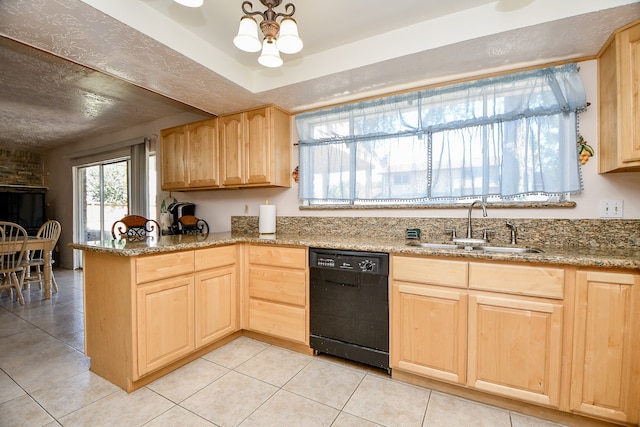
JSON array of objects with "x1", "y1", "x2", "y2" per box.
[{"x1": 309, "y1": 248, "x2": 389, "y2": 371}]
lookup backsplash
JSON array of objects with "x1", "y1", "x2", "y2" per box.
[
  {"x1": 231, "y1": 216, "x2": 640, "y2": 249},
  {"x1": 0, "y1": 146, "x2": 43, "y2": 187}
]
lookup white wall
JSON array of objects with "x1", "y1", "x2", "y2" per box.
[
  {"x1": 173, "y1": 60, "x2": 640, "y2": 232},
  {"x1": 45, "y1": 110, "x2": 212, "y2": 268},
  {"x1": 48, "y1": 60, "x2": 640, "y2": 268}
]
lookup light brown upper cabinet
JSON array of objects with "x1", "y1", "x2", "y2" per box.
[
  {"x1": 219, "y1": 106, "x2": 291, "y2": 188},
  {"x1": 598, "y1": 20, "x2": 640, "y2": 173},
  {"x1": 160, "y1": 125, "x2": 187, "y2": 190},
  {"x1": 160, "y1": 117, "x2": 220, "y2": 191}
]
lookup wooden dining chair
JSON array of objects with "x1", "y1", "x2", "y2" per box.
[
  {"x1": 21, "y1": 219, "x2": 61, "y2": 293},
  {"x1": 111, "y1": 215, "x2": 160, "y2": 239},
  {"x1": 176, "y1": 215, "x2": 209, "y2": 235},
  {"x1": 0, "y1": 221, "x2": 28, "y2": 305}
]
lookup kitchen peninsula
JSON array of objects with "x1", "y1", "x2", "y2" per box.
[{"x1": 71, "y1": 224, "x2": 640, "y2": 426}]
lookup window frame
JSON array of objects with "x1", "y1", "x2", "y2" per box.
[{"x1": 296, "y1": 63, "x2": 587, "y2": 208}]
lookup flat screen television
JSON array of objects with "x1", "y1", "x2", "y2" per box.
[{"x1": 0, "y1": 191, "x2": 46, "y2": 235}]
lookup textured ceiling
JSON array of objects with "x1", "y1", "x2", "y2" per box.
[
  {"x1": 1, "y1": 0, "x2": 639, "y2": 149},
  {"x1": 0, "y1": 38, "x2": 199, "y2": 148}
]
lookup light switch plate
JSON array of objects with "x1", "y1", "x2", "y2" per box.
[{"x1": 599, "y1": 200, "x2": 623, "y2": 218}]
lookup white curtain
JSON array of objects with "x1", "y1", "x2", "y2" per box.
[
  {"x1": 296, "y1": 63, "x2": 587, "y2": 203},
  {"x1": 130, "y1": 139, "x2": 149, "y2": 216}
]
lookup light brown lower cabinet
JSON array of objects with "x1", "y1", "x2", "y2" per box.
[
  {"x1": 391, "y1": 256, "x2": 564, "y2": 407},
  {"x1": 194, "y1": 242, "x2": 239, "y2": 348},
  {"x1": 245, "y1": 244, "x2": 308, "y2": 345},
  {"x1": 391, "y1": 256, "x2": 469, "y2": 383},
  {"x1": 135, "y1": 246, "x2": 239, "y2": 378},
  {"x1": 83, "y1": 245, "x2": 239, "y2": 391},
  {"x1": 467, "y1": 293, "x2": 563, "y2": 407},
  {"x1": 391, "y1": 255, "x2": 640, "y2": 424},
  {"x1": 467, "y1": 262, "x2": 565, "y2": 408},
  {"x1": 570, "y1": 270, "x2": 640, "y2": 424},
  {"x1": 137, "y1": 274, "x2": 195, "y2": 376},
  {"x1": 391, "y1": 281, "x2": 467, "y2": 384},
  {"x1": 195, "y1": 265, "x2": 237, "y2": 348},
  {"x1": 83, "y1": 242, "x2": 640, "y2": 425}
]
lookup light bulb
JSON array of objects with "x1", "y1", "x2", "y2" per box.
[
  {"x1": 258, "y1": 39, "x2": 283, "y2": 68},
  {"x1": 173, "y1": 0, "x2": 203, "y2": 7},
  {"x1": 276, "y1": 18, "x2": 303, "y2": 54},
  {"x1": 234, "y1": 16, "x2": 261, "y2": 52}
]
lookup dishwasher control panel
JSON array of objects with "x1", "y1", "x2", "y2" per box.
[{"x1": 309, "y1": 248, "x2": 388, "y2": 275}]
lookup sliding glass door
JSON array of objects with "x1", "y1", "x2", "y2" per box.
[
  {"x1": 72, "y1": 142, "x2": 156, "y2": 269},
  {"x1": 76, "y1": 159, "x2": 129, "y2": 243}
]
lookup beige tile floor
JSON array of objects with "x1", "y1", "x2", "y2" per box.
[{"x1": 0, "y1": 269, "x2": 569, "y2": 427}]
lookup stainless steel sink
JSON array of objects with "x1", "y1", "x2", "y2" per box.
[
  {"x1": 405, "y1": 241, "x2": 465, "y2": 250},
  {"x1": 472, "y1": 246, "x2": 544, "y2": 254},
  {"x1": 406, "y1": 241, "x2": 543, "y2": 254}
]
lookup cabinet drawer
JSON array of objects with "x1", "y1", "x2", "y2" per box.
[
  {"x1": 392, "y1": 256, "x2": 468, "y2": 288},
  {"x1": 248, "y1": 299, "x2": 306, "y2": 343},
  {"x1": 249, "y1": 266, "x2": 306, "y2": 306},
  {"x1": 195, "y1": 245, "x2": 236, "y2": 271},
  {"x1": 249, "y1": 245, "x2": 306, "y2": 269},
  {"x1": 469, "y1": 263, "x2": 564, "y2": 299},
  {"x1": 136, "y1": 251, "x2": 194, "y2": 284}
]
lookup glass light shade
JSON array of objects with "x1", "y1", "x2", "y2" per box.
[
  {"x1": 233, "y1": 16, "x2": 261, "y2": 52},
  {"x1": 173, "y1": 0, "x2": 203, "y2": 7},
  {"x1": 258, "y1": 39, "x2": 283, "y2": 68},
  {"x1": 276, "y1": 18, "x2": 303, "y2": 54}
]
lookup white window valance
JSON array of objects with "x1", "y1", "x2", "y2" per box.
[{"x1": 296, "y1": 63, "x2": 587, "y2": 203}]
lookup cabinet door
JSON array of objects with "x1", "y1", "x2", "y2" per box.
[
  {"x1": 599, "y1": 22, "x2": 640, "y2": 172},
  {"x1": 195, "y1": 266, "x2": 238, "y2": 348},
  {"x1": 391, "y1": 282, "x2": 467, "y2": 384},
  {"x1": 187, "y1": 118, "x2": 219, "y2": 188},
  {"x1": 219, "y1": 112, "x2": 244, "y2": 186},
  {"x1": 245, "y1": 107, "x2": 271, "y2": 185},
  {"x1": 620, "y1": 22, "x2": 640, "y2": 163},
  {"x1": 468, "y1": 294, "x2": 563, "y2": 407},
  {"x1": 570, "y1": 271, "x2": 640, "y2": 424},
  {"x1": 160, "y1": 126, "x2": 187, "y2": 190},
  {"x1": 136, "y1": 275, "x2": 195, "y2": 377}
]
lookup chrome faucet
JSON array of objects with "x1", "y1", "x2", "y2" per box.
[
  {"x1": 466, "y1": 200, "x2": 487, "y2": 239},
  {"x1": 453, "y1": 199, "x2": 488, "y2": 244}
]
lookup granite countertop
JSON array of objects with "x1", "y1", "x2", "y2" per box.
[{"x1": 69, "y1": 232, "x2": 640, "y2": 271}]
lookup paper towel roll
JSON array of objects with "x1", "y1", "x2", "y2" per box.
[{"x1": 259, "y1": 204, "x2": 276, "y2": 234}]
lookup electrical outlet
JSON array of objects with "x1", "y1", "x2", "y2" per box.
[
  {"x1": 244, "y1": 204, "x2": 249, "y2": 214},
  {"x1": 599, "y1": 200, "x2": 623, "y2": 218}
]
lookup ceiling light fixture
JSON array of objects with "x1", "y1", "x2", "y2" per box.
[
  {"x1": 173, "y1": 0, "x2": 204, "y2": 7},
  {"x1": 234, "y1": 0, "x2": 303, "y2": 68}
]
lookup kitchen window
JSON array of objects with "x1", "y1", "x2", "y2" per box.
[{"x1": 296, "y1": 63, "x2": 587, "y2": 206}]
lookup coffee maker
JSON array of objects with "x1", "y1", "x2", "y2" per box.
[{"x1": 167, "y1": 202, "x2": 195, "y2": 234}]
